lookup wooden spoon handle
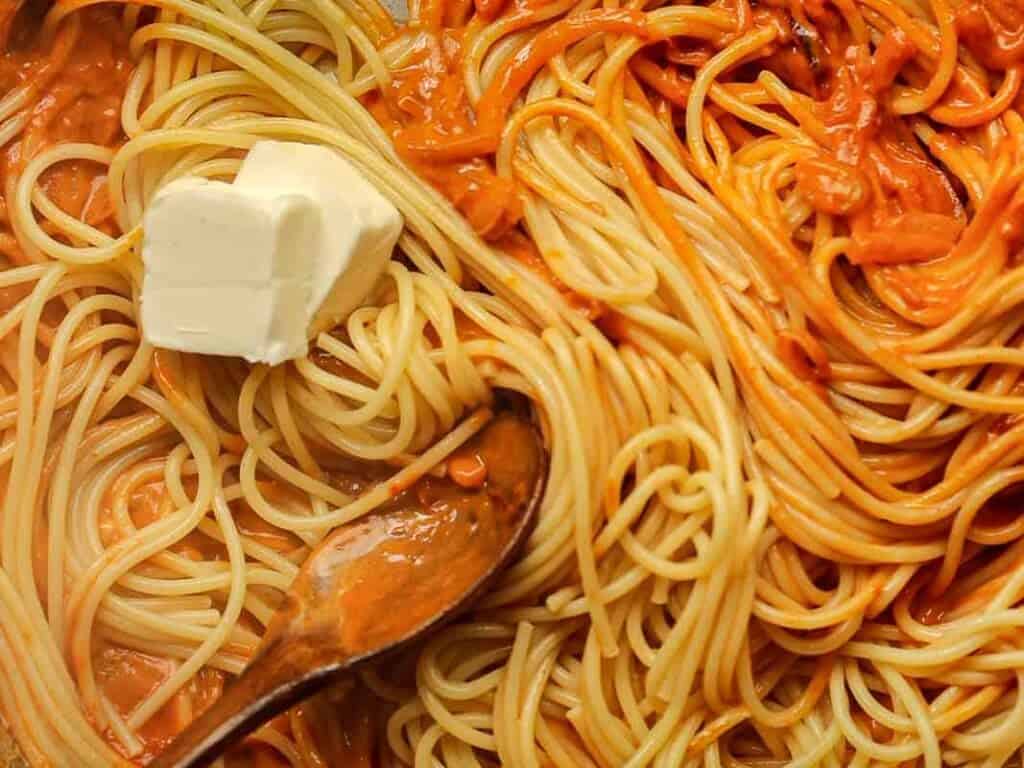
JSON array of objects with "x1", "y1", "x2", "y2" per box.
[{"x1": 148, "y1": 646, "x2": 340, "y2": 768}]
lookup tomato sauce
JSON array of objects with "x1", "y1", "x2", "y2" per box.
[
  {"x1": 93, "y1": 643, "x2": 233, "y2": 765},
  {"x1": 3, "y1": 17, "x2": 205, "y2": 760},
  {"x1": 793, "y1": 156, "x2": 868, "y2": 215},
  {"x1": 802, "y1": 40, "x2": 963, "y2": 257},
  {"x1": 95, "y1": 647, "x2": 226, "y2": 764},
  {"x1": 233, "y1": 503, "x2": 303, "y2": 553},
  {"x1": 956, "y1": 0, "x2": 1024, "y2": 70},
  {"x1": 95, "y1": 647, "x2": 186, "y2": 760},
  {"x1": 1, "y1": 7, "x2": 131, "y2": 227},
  {"x1": 362, "y1": 7, "x2": 654, "y2": 320},
  {"x1": 99, "y1": 480, "x2": 228, "y2": 564},
  {"x1": 260, "y1": 414, "x2": 541, "y2": 659},
  {"x1": 0, "y1": 8, "x2": 131, "y2": 146},
  {"x1": 772, "y1": 13, "x2": 999, "y2": 324},
  {"x1": 364, "y1": 29, "x2": 522, "y2": 242},
  {"x1": 630, "y1": 53, "x2": 693, "y2": 108},
  {"x1": 89, "y1": 470, "x2": 302, "y2": 765},
  {"x1": 98, "y1": 651, "x2": 300, "y2": 768},
  {"x1": 396, "y1": 9, "x2": 648, "y2": 163},
  {"x1": 364, "y1": 24, "x2": 616, "y2": 318},
  {"x1": 776, "y1": 328, "x2": 831, "y2": 387}
]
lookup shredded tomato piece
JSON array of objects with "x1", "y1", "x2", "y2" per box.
[
  {"x1": 1, "y1": 7, "x2": 131, "y2": 243},
  {"x1": 849, "y1": 213, "x2": 965, "y2": 265},
  {"x1": 448, "y1": 453, "x2": 488, "y2": 488},
  {"x1": 398, "y1": 10, "x2": 651, "y2": 161},
  {"x1": 793, "y1": 155, "x2": 868, "y2": 215},
  {"x1": 95, "y1": 647, "x2": 225, "y2": 763},
  {"x1": 365, "y1": 29, "x2": 522, "y2": 241},
  {"x1": 956, "y1": 0, "x2": 1024, "y2": 69},
  {"x1": 792, "y1": 33, "x2": 967, "y2": 270}
]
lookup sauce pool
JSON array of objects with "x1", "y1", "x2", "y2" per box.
[{"x1": 1, "y1": 6, "x2": 131, "y2": 265}]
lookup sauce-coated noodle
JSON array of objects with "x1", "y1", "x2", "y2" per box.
[{"x1": 1, "y1": 0, "x2": 1024, "y2": 765}]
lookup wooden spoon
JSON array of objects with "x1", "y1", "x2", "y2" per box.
[{"x1": 150, "y1": 400, "x2": 546, "y2": 768}]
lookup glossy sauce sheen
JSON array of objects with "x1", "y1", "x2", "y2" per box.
[
  {"x1": 364, "y1": 29, "x2": 523, "y2": 242},
  {"x1": 260, "y1": 412, "x2": 542, "y2": 659},
  {"x1": 1, "y1": 8, "x2": 131, "y2": 237},
  {"x1": 96, "y1": 648, "x2": 225, "y2": 764},
  {"x1": 776, "y1": 1, "x2": 1024, "y2": 330},
  {"x1": 362, "y1": 8, "x2": 621, "y2": 322}
]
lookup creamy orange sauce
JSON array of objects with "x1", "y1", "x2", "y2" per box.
[
  {"x1": 1, "y1": 7, "x2": 131, "y2": 249},
  {"x1": 956, "y1": 0, "x2": 1024, "y2": 69},
  {"x1": 4, "y1": 0, "x2": 1024, "y2": 764},
  {"x1": 776, "y1": 328, "x2": 831, "y2": 388},
  {"x1": 801, "y1": 38, "x2": 964, "y2": 264},
  {"x1": 794, "y1": 156, "x2": 868, "y2": 216},
  {"x1": 364, "y1": 25, "x2": 611, "y2": 318},
  {"x1": 774, "y1": 13, "x2": 1007, "y2": 324},
  {"x1": 396, "y1": 9, "x2": 649, "y2": 163},
  {"x1": 362, "y1": 7, "x2": 650, "y2": 321},
  {"x1": 341, "y1": 415, "x2": 538, "y2": 653},
  {"x1": 90, "y1": 479, "x2": 292, "y2": 763},
  {"x1": 94, "y1": 646, "x2": 226, "y2": 763},
  {"x1": 98, "y1": 476, "x2": 302, "y2": 564},
  {"x1": 83, "y1": 473, "x2": 311, "y2": 765},
  {"x1": 2, "y1": 16, "x2": 206, "y2": 761},
  {"x1": 99, "y1": 480, "x2": 229, "y2": 564},
  {"x1": 364, "y1": 29, "x2": 522, "y2": 242},
  {"x1": 156, "y1": 411, "x2": 540, "y2": 766},
  {"x1": 234, "y1": 504, "x2": 303, "y2": 553},
  {"x1": 785, "y1": 23, "x2": 958, "y2": 244},
  {"x1": 630, "y1": 53, "x2": 693, "y2": 108}
]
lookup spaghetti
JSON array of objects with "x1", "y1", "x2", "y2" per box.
[{"x1": 1, "y1": 0, "x2": 1024, "y2": 765}]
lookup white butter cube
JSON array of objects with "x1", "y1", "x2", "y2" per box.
[
  {"x1": 143, "y1": 281, "x2": 311, "y2": 365},
  {"x1": 235, "y1": 141, "x2": 403, "y2": 335},
  {"x1": 140, "y1": 142, "x2": 403, "y2": 366},
  {"x1": 141, "y1": 177, "x2": 320, "y2": 365}
]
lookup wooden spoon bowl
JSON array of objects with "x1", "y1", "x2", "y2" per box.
[{"x1": 149, "y1": 398, "x2": 546, "y2": 768}]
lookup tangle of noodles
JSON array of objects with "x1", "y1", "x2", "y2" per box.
[{"x1": 1, "y1": 0, "x2": 1024, "y2": 764}]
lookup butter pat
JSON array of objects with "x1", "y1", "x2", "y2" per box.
[
  {"x1": 235, "y1": 142, "x2": 403, "y2": 335},
  {"x1": 142, "y1": 177, "x2": 319, "y2": 365},
  {"x1": 140, "y1": 142, "x2": 403, "y2": 365}
]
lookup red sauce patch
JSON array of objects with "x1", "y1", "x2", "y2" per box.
[
  {"x1": 1, "y1": 7, "x2": 132, "y2": 241},
  {"x1": 956, "y1": 0, "x2": 1024, "y2": 69},
  {"x1": 364, "y1": 29, "x2": 521, "y2": 242},
  {"x1": 95, "y1": 647, "x2": 224, "y2": 764}
]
